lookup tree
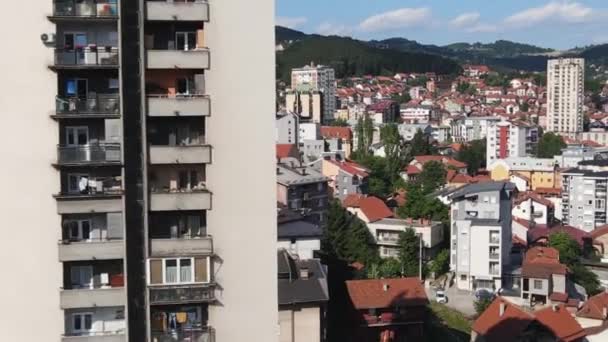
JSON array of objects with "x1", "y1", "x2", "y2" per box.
[
  {"x1": 430, "y1": 249, "x2": 450, "y2": 277},
  {"x1": 367, "y1": 258, "x2": 403, "y2": 279},
  {"x1": 536, "y1": 132, "x2": 566, "y2": 158},
  {"x1": 410, "y1": 129, "x2": 435, "y2": 156},
  {"x1": 520, "y1": 102, "x2": 529, "y2": 112},
  {"x1": 570, "y1": 264, "x2": 601, "y2": 296},
  {"x1": 456, "y1": 139, "x2": 486, "y2": 175},
  {"x1": 392, "y1": 92, "x2": 412, "y2": 104},
  {"x1": 397, "y1": 228, "x2": 421, "y2": 277},
  {"x1": 380, "y1": 123, "x2": 404, "y2": 183},
  {"x1": 456, "y1": 82, "x2": 475, "y2": 95},
  {"x1": 355, "y1": 114, "x2": 374, "y2": 155},
  {"x1": 330, "y1": 118, "x2": 349, "y2": 127},
  {"x1": 548, "y1": 232, "x2": 581, "y2": 265},
  {"x1": 397, "y1": 183, "x2": 448, "y2": 220},
  {"x1": 323, "y1": 200, "x2": 378, "y2": 265},
  {"x1": 418, "y1": 161, "x2": 446, "y2": 193},
  {"x1": 474, "y1": 297, "x2": 493, "y2": 315}
]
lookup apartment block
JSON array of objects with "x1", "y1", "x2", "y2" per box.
[
  {"x1": 290, "y1": 64, "x2": 336, "y2": 124},
  {"x1": 562, "y1": 167, "x2": 608, "y2": 232},
  {"x1": 277, "y1": 164, "x2": 329, "y2": 224},
  {"x1": 486, "y1": 121, "x2": 539, "y2": 167},
  {"x1": 547, "y1": 58, "x2": 585, "y2": 135},
  {"x1": 3, "y1": 0, "x2": 277, "y2": 341},
  {"x1": 448, "y1": 182, "x2": 515, "y2": 291},
  {"x1": 276, "y1": 111, "x2": 299, "y2": 145}
]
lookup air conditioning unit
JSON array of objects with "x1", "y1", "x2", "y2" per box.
[{"x1": 40, "y1": 33, "x2": 56, "y2": 46}]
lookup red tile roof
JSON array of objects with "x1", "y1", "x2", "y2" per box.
[
  {"x1": 515, "y1": 192, "x2": 554, "y2": 208},
  {"x1": 276, "y1": 144, "x2": 299, "y2": 159},
  {"x1": 577, "y1": 292, "x2": 608, "y2": 320},
  {"x1": 528, "y1": 225, "x2": 590, "y2": 247},
  {"x1": 522, "y1": 247, "x2": 568, "y2": 278},
  {"x1": 525, "y1": 246, "x2": 560, "y2": 264},
  {"x1": 590, "y1": 224, "x2": 608, "y2": 239},
  {"x1": 535, "y1": 187, "x2": 562, "y2": 196},
  {"x1": 513, "y1": 234, "x2": 527, "y2": 248},
  {"x1": 406, "y1": 165, "x2": 422, "y2": 175},
  {"x1": 342, "y1": 194, "x2": 366, "y2": 208},
  {"x1": 346, "y1": 278, "x2": 428, "y2": 310},
  {"x1": 321, "y1": 126, "x2": 353, "y2": 140},
  {"x1": 549, "y1": 292, "x2": 569, "y2": 303},
  {"x1": 358, "y1": 197, "x2": 394, "y2": 222},
  {"x1": 535, "y1": 305, "x2": 586, "y2": 342},
  {"x1": 472, "y1": 297, "x2": 534, "y2": 342},
  {"x1": 328, "y1": 160, "x2": 369, "y2": 178}
]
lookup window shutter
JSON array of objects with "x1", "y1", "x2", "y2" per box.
[
  {"x1": 150, "y1": 260, "x2": 163, "y2": 284},
  {"x1": 195, "y1": 257, "x2": 208, "y2": 283}
]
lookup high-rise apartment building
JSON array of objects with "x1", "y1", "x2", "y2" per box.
[
  {"x1": 486, "y1": 120, "x2": 539, "y2": 168},
  {"x1": 547, "y1": 58, "x2": 585, "y2": 135},
  {"x1": 1, "y1": 1, "x2": 277, "y2": 341},
  {"x1": 561, "y1": 160, "x2": 608, "y2": 232},
  {"x1": 290, "y1": 64, "x2": 336, "y2": 124}
]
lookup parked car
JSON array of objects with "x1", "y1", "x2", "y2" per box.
[
  {"x1": 475, "y1": 288, "x2": 494, "y2": 300},
  {"x1": 436, "y1": 290, "x2": 448, "y2": 304}
]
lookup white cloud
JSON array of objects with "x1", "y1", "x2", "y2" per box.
[
  {"x1": 504, "y1": 1, "x2": 593, "y2": 28},
  {"x1": 359, "y1": 7, "x2": 431, "y2": 32},
  {"x1": 316, "y1": 22, "x2": 353, "y2": 37},
  {"x1": 450, "y1": 12, "x2": 481, "y2": 29},
  {"x1": 276, "y1": 16, "x2": 308, "y2": 29}
]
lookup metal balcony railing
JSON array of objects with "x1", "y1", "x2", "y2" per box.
[
  {"x1": 54, "y1": 47, "x2": 119, "y2": 67},
  {"x1": 56, "y1": 95, "x2": 120, "y2": 115},
  {"x1": 53, "y1": 0, "x2": 118, "y2": 17},
  {"x1": 489, "y1": 253, "x2": 500, "y2": 260},
  {"x1": 151, "y1": 327, "x2": 215, "y2": 342},
  {"x1": 57, "y1": 143, "x2": 121, "y2": 165},
  {"x1": 149, "y1": 283, "x2": 215, "y2": 305}
]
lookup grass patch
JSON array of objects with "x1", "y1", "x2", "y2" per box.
[
  {"x1": 424, "y1": 303, "x2": 473, "y2": 342},
  {"x1": 429, "y1": 302, "x2": 472, "y2": 334}
]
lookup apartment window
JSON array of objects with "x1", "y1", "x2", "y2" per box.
[
  {"x1": 176, "y1": 76, "x2": 195, "y2": 95},
  {"x1": 66, "y1": 126, "x2": 89, "y2": 146},
  {"x1": 178, "y1": 170, "x2": 200, "y2": 190},
  {"x1": 70, "y1": 265, "x2": 93, "y2": 288},
  {"x1": 343, "y1": 189, "x2": 347, "y2": 195},
  {"x1": 65, "y1": 219, "x2": 91, "y2": 241},
  {"x1": 460, "y1": 274, "x2": 467, "y2": 281},
  {"x1": 597, "y1": 199, "x2": 605, "y2": 210},
  {"x1": 149, "y1": 257, "x2": 209, "y2": 285},
  {"x1": 163, "y1": 259, "x2": 193, "y2": 284},
  {"x1": 72, "y1": 313, "x2": 93, "y2": 334},
  {"x1": 533, "y1": 280, "x2": 543, "y2": 290},
  {"x1": 176, "y1": 31, "x2": 196, "y2": 51},
  {"x1": 490, "y1": 197, "x2": 497, "y2": 204}
]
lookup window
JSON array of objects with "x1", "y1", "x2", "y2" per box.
[
  {"x1": 68, "y1": 173, "x2": 90, "y2": 194},
  {"x1": 66, "y1": 219, "x2": 91, "y2": 241},
  {"x1": 342, "y1": 189, "x2": 347, "y2": 195},
  {"x1": 66, "y1": 126, "x2": 89, "y2": 146},
  {"x1": 72, "y1": 313, "x2": 93, "y2": 334},
  {"x1": 163, "y1": 258, "x2": 193, "y2": 284},
  {"x1": 533, "y1": 280, "x2": 543, "y2": 290},
  {"x1": 175, "y1": 31, "x2": 196, "y2": 51},
  {"x1": 460, "y1": 274, "x2": 467, "y2": 281},
  {"x1": 70, "y1": 266, "x2": 93, "y2": 288}
]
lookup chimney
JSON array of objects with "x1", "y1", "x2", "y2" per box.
[
  {"x1": 383, "y1": 283, "x2": 390, "y2": 292},
  {"x1": 299, "y1": 267, "x2": 309, "y2": 280},
  {"x1": 499, "y1": 302, "x2": 505, "y2": 317}
]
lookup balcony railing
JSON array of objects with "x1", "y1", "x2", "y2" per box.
[
  {"x1": 52, "y1": 0, "x2": 118, "y2": 18},
  {"x1": 57, "y1": 177, "x2": 123, "y2": 198},
  {"x1": 151, "y1": 327, "x2": 215, "y2": 342},
  {"x1": 57, "y1": 143, "x2": 121, "y2": 165},
  {"x1": 62, "y1": 330, "x2": 125, "y2": 342},
  {"x1": 149, "y1": 283, "x2": 215, "y2": 305},
  {"x1": 54, "y1": 47, "x2": 119, "y2": 67},
  {"x1": 56, "y1": 95, "x2": 120, "y2": 116},
  {"x1": 489, "y1": 253, "x2": 500, "y2": 260},
  {"x1": 489, "y1": 237, "x2": 500, "y2": 244}
]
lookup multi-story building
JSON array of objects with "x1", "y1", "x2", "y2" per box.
[
  {"x1": 367, "y1": 218, "x2": 444, "y2": 260},
  {"x1": 276, "y1": 111, "x2": 299, "y2": 145},
  {"x1": 277, "y1": 164, "x2": 329, "y2": 224},
  {"x1": 448, "y1": 182, "x2": 516, "y2": 291},
  {"x1": 561, "y1": 166, "x2": 608, "y2": 232},
  {"x1": 291, "y1": 64, "x2": 336, "y2": 124},
  {"x1": 285, "y1": 90, "x2": 322, "y2": 124},
  {"x1": 486, "y1": 121, "x2": 539, "y2": 167},
  {"x1": 488, "y1": 157, "x2": 559, "y2": 191},
  {"x1": 451, "y1": 116, "x2": 501, "y2": 142},
  {"x1": 4, "y1": 1, "x2": 278, "y2": 341},
  {"x1": 400, "y1": 104, "x2": 435, "y2": 124},
  {"x1": 321, "y1": 159, "x2": 369, "y2": 200},
  {"x1": 277, "y1": 209, "x2": 322, "y2": 260},
  {"x1": 547, "y1": 58, "x2": 585, "y2": 135}
]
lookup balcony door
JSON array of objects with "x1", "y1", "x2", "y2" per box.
[
  {"x1": 72, "y1": 313, "x2": 93, "y2": 335},
  {"x1": 176, "y1": 32, "x2": 196, "y2": 51},
  {"x1": 66, "y1": 126, "x2": 89, "y2": 146},
  {"x1": 66, "y1": 78, "x2": 88, "y2": 99},
  {"x1": 66, "y1": 219, "x2": 92, "y2": 241},
  {"x1": 71, "y1": 265, "x2": 94, "y2": 289}
]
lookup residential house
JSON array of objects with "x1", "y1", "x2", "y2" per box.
[
  {"x1": 368, "y1": 218, "x2": 444, "y2": 259},
  {"x1": 321, "y1": 159, "x2": 369, "y2": 200},
  {"x1": 562, "y1": 167, "x2": 608, "y2": 232},
  {"x1": 277, "y1": 209, "x2": 323, "y2": 260},
  {"x1": 513, "y1": 192, "x2": 555, "y2": 226},
  {"x1": 402, "y1": 155, "x2": 468, "y2": 182},
  {"x1": 398, "y1": 123, "x2": 433, "y2": 142},
  {"x1": 576, "y1": 292, "x2": 608, "y2": 341},
  {"x1": 400, "y1": 104, "x2": 435, "y2": 124},
  {"x1": 321, "y1": 126, "x2": 353, "y2": 159},
  {"x1": 277, "y1": 164, "x2": 329, "y2": 224},
  {"x1": 367, "y1": 100, "x2": 399, "y2": 124},
  {"x1": 278, "y1": 249, "x2": 329, "y2": 342},
  {"x1": 346, "y1": 278, "x2": 428, "y2": 342},
  {"x1": 344, "y1": 196, "x2": 394, "y2": 224},
  {"x1": 488, "y1": 157, "x2": 559, "y2": 191},
  {"x1": 521, "y1": 247, "x2": 569, "y2": 307},
  {"x1": 486, "y1": 120, "x2": 539, "y2": 168},
  {"x1": 449, "y1": 182, "x2": 516, "y2": 291}
]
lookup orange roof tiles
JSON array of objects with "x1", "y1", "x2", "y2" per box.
[
  {"x1": 346, "y1": 278, "x2": 428, "y2": 310},
  {"x1": 276, "y1": 144, "x2": 299, "y2": 159},
  {"x1": 358, "y1": 197, "x2": 394, "y2": 222},
  {"x1": 535, "y1": 305, "x2": 586, "y2": 341},
  {"x1": 472, "y1": 298, "x2": 534, "y2": 342},
  {"x1": 577, "y1": 292, "x2": 608, "y2": 320},
  {"x1": 321, "y1": 126, "x2": 353, "y2": 140},
  {"x1": 342, "y1": 194, "x2": 366, "y2": 208}
]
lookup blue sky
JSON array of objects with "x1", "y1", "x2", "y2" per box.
[{"x1": 276, "y1": 0, "x2": 608, "y2": 49}]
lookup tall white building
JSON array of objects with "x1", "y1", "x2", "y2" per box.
[
  {"x1": 291, "y1": 64, "x2": 336, "y2": 124},
  {"x1": 547, "y1": 58, "x2": 585, "y2": 135},
  {"x1": 486, "y1": 121, "x2": 539, "y2": 168},
  {"x1": 0, "y1": 1, "x2": 278, "y2": 341}
]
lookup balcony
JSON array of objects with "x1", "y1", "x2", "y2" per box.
[
  {"x1": 146, "y1": 49, "x2": 209, "y2": 69},
  {"x1": 489, "y1": 253, "x2": 500, "y2": 260},
  {"x1": 60, "y1": 287, "x2": 125, "y2": 309},
  {"x1": 58, "y1": 239, "x2": 124, "y2": 261},
  {"x1": 51, "y1": 0, "x2": 118, "y2": 21},
  {"x1": 57, "y1": 143, "x2": 121, "y2": 166},
  {"x1": 377, "y1": 236, "x2": 400, "y2": 245},
  {"x1": 53, "y1": 48, "x2": 119, "y2": 69},
  {"x1": 55, "y1": 179, "x2": 123, "y2": 214},
  {"x1": 149, "y1": 145, "x2": 211, "y2": 165},
  {"x1": 151, "y1": 327, "x2": 215, "y2": 342},
  {"x1": 150, "y1": 237, "x2": 213, "y2": 257},
  {"x1": 147, "y1": 95, "x2": 210, "y2": 117},
  {"x1": 150, "y1": 190, "x2": 211, "y2": 211},
  {"x1": 55, "y1": 95, "x2": 120, "y2": 118},
  {"x1": 62, "y1": 332, "x2": 125, "y2": 342},
  {"x1": 149, "y1": 283, "x2": 215, "y2": 305},
  {"x1": 146, "y1": 0, "x2": 209, "y2": 22}
]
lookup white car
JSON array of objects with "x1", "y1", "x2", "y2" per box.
[{"x1": 436, "y1": 290, "x2": 448, "y2": 304}]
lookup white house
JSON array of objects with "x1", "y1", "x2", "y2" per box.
[{"x1": 367, "y1": 218, "x2": 444, "y2": 260}]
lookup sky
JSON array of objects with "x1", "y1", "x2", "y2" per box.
[{"x1": 276, "y1": 0, "x2": 608, "y2": 50}]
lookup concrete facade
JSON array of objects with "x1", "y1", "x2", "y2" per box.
[{"x1": 547, "y1": 58, "x2": 585, "y2": 134}]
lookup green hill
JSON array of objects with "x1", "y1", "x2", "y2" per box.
[
  {"x1": 444, "y1": 40, "x2": 554, "y2": 57},
  {"x1": 276, "y1": 35, "x2": 462, "y2": 82},
  {"x1": 275, "y1": 26, "x2": 308, "y2": 44}
]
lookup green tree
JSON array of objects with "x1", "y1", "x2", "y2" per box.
[
  {"x1": 456, "y1": 139, "x2": 486, "y2": 175},
  {"x1": 536, "y1": 132, "x2": 566, "y2": 158},
  {"x1": 410, "y1": 129, "x2": 435, "y2": 156},
  {"x1": 418, "y1": 161, "x2": 446, "y2": 193},
  {"x1": 570, "y1": 264, "x2": 601, "y2": 296},
  {"x1": 397, "y1": 228, "x2": 421, "y2": 277},
  {"x1": 407, "y1": 76, "x2": 428, "y2": 87},
  {"x1": 323, "y1": 200, "x2": 378, "y2": 265},
  {"x1": 368, "y1": 177, "x2": 390, "y2": 198},
  {"x1": 474, "y1": 298, "x2": 493, "y2": 315},
  {"x1": 548, "y1": 232, "x2": 581, "y2": 265},
  {"x1": 520, "y1": 102, "x2": 529, "y2": 112},
  {"x1": 397, "y1": 183, "x2": 448, "y2": 220},
  {"x1": 430, "y1": 249, "x2": 450, "y2": 277},
  {"x1": 456, "y1": 82, "x2": 475, "y2": 95},
  {"x1": 367, "y1": 258, "x2": 403, "y2": 279},
  {"x1": 330, "y1": 118, "x2": 349, "y2": 127},
  {"x1": 380, "y1": 123, "x2": 404, "y2": 183}
]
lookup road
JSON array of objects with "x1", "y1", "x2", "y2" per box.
[{"x1": 426, "y1": 285, "x2": 477, "y2": 317}]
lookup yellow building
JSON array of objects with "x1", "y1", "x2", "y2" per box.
[{"x1": 487, "y1": 157, "x2": 559, "y2": 191}]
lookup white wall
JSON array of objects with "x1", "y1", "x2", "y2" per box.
[
  {"x1": 0, "y1": 1, "x2": 63, "y2": 340},
  {"x1": 279, "y1": 307, "x2": 321, "y2": 342},
  {"x1": 65, "y1": 307, "x2": 125, "y2": 335},
  {"x1": 205, "y1": 0, "x2": 278, "y2": 340},
  {"x1": 277, "y1": 238, "x2": 321, "y2": 260}
]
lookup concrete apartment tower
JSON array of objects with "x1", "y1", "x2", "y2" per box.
[
  {"x1": 546, "y1": 58, "x2": 585, "y2": 136},
  {"x1": 290, "y1": 64, "x2": 336, "y2": 124},
  {"x1": 0, "y1": 1, "x2": 277, "y2": 341}
]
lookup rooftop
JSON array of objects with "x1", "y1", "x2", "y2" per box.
[
  {"x1": 277, "y1": 249, "x2": 329, "y2": 306},
  {"x1": 345, "y1": 278, "x2": 428, "y2": 310},
  {"x1": 448, "y1": 181, "x2": 515, "y2": 199},
  {"x1": 357, "y1": 197, "x2": 394, "y2": 223},
  {"x1": 277, "y1": 164, "x2": 328, "y2": 186},
  {"x1": 472, "y1": 297, "x2": 534, "y2": 342},
  {"x1": 535, "y1": 305, "x2": 586, "y2": 342}
]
